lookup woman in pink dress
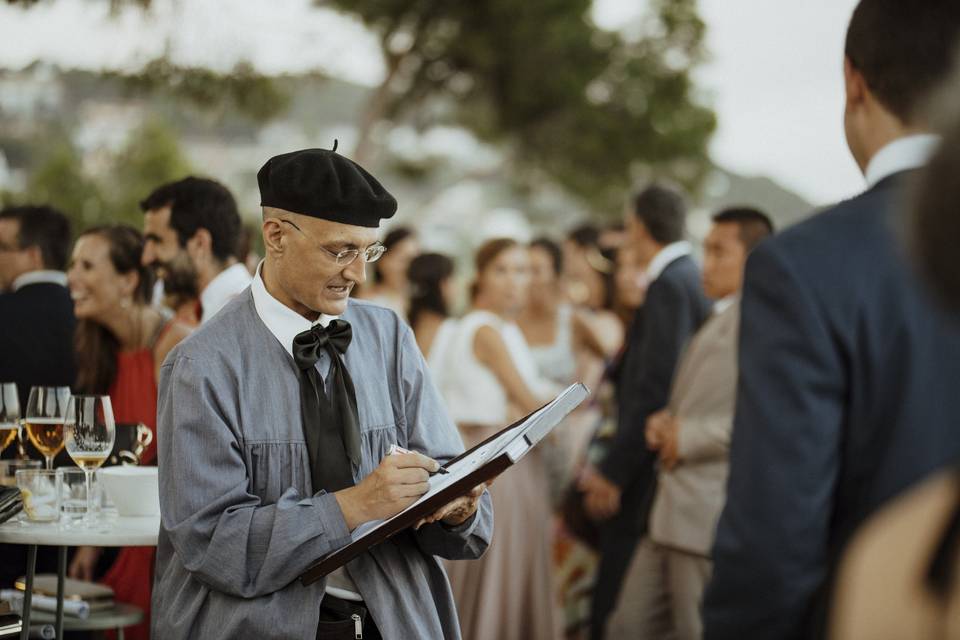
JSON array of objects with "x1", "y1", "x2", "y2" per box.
[{"x1": 66, "y1": 225, "x2": 191, "y2": 640}]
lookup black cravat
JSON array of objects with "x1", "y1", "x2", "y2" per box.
[{"x1": 292, "y1": 319, "x2": 361, "y2": 493}]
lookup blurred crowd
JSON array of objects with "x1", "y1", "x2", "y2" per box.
[{"x1": 3, "y1": 1, "x2": 960, "y2": 639}]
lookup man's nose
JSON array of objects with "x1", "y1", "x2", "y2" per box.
[
  {"x1": 142, "y1": 243, "x2": 155, "y2": 267},
  {"x1": 343, "y1": 258, "x2": 367, "y2": 285}
]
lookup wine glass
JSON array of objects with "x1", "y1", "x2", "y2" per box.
[
  {"x1": 0, "y1": 383, "x2": 19, "y2": 456},
  {"x1": 64, "y1": 395, "x2": 115, "y2": 527},
  {"x1": 25, "y1": 386, "x2": 71, "y2": 470}
]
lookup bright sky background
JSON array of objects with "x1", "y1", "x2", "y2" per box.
[{"x1": 0, "y1": 0, "x2": 865, "y2": 206}]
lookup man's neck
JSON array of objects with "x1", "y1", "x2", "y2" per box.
[
  {"x1": 197, "y1": 257, "x2": 236, "y2": 293},
  {"x1": 260, "y1": 260, "x2": 319, "y2": 322}
]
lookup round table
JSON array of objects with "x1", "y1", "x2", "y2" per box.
[{"x1": 0, "y1": 512, "x2": 160, "y2": 640}]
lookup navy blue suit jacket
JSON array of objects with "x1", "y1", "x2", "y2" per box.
[{"x1": 704, "y1": 171, "x2": 960, "y2": 639}]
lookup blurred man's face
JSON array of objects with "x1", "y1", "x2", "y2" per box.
[
  {"x1": 702, "y1": 222, "x2": 747, "y2": 300},
  {"x1": 0, "y1": 219, "x2": 34, "y2": 291},
  {"x1": 142, "y1": 205, "x2": 197, "y2": 288}
]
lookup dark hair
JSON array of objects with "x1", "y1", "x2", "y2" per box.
[
  {"x1": 140, "y1": 176, "x2": 241, "y2": 264},
  {"x1": 632, "y1": 183, "x2": 687, "y2": 244},
  {"x1": 845, "y1": 0, "x2": 960, "y2": 122},
  {"x1": 530, "y1": 237, "x2": 563, "y2": 276},
  {"x1": 712, "y1": 207, "x2": 775, "y2": 252},
  {"x1": 567, "y1": 224, "x2": 600, "y2": 249},
  {"x1": 408, "y1": 253, "x2": 455, "y2": 327},
  {"x1": 74, "y1": 225, "x2": 155, "y2": 395},
  {"x1": 0, "y1": 205, "x2": 72, "y2": 271},
  {"x1": 373, "y1": 226, "x2": 416, "y2": 284},
  {"x1": 470, "y1": 238, "x2": 519, "y2": 301}
]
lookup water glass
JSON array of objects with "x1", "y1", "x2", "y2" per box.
[
  {"x1": 0, "y1": 459, "x2": 42, "y2": 488},
  {"x1": 16, "y1": 469, "x2": 61, "y2": 523},
  {"x1": 60, "y1": 467, "x2": 102, "y2": 520}
]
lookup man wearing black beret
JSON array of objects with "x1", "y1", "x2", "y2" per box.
[{"x1": 152, "y1": 146, "x2": 494, "y2": 639}]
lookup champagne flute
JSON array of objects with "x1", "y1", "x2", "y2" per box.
[
  {"x1": 0, "y1": 383, "x2": 19, "y2": 455},
  {"x1": 25, "y1": 386, "x2": 71, "y2": 470},
  {"x1": 64, "y1": 395, "x2": 115, "y2": 527}
]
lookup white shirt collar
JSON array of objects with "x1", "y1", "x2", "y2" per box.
[
  {"x1": 713, "y1": 294, "x2": 737, "y2": 316},
  {"x1": 250, "y1": 262, "x2": 337, "y2": 359},
  {"x1": 200, "y1": 262, "x2": 252, "y2": 323},
  {"x1": 12, "y1": 270, "x2": 67, "y2": 291},
  {"x1": 864, "y1": 134, "x2": 941, "y2": 188},
  {"x1": 645, "y1": 241, "x2": 693, "y2": 282}
]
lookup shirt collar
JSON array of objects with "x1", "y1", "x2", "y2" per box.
[
  {"x1": 645, "y1": 241, "x2": 693, "y2": 282},
  {"x1": 250, "y1": 261, "x2": 337, "y2": 359},
  {"x1": 12, "y1": 270, "x2": 68, "y2": 291},
  {"x1": 713, "y1": 293, "x2": 738, "y2": 316},
  {"x1": 864, "y1": 134, "x2": 941, "y2": 188},
  {"x1": 200, "y1": 262, "x2": 252, "y2": 322}
]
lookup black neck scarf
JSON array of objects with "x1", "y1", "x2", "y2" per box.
[{"x1": 291, "y1": 319, "x2": 361, "y2": 493}]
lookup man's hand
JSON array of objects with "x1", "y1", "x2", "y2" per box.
[
  {"x1": 578, "y1": 466, "x2": 622, "y2": 521},
  {"x1": 415, "y1": 483, "x2": 487, "y2": 530},
  {"x1": 645, "y1": 409, "x2": 672, "y2": 450},
  {"x1": 335, "y1": 452, "x2": 438, "y2": 530},
  {"x1": 658, "y1": 416, "x2": 681, "y2": 470}
]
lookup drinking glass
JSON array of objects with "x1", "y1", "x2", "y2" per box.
[
  {"x1": 16, "y1": 468, "x2": 61, "y2": 523},
  {"x1": 64, "y1": 395, "x2": 115, "y2": 526},
  {"x1": 25, "y1": 386, "x2": 71, "y2": 470},
  {"x1": 0, "y1": 382, "x2": 19, "y2": 455}
]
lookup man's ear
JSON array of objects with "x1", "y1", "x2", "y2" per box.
[
  {"x1": 843, "y1": 56, "x2": 867, "y2": 112},
  {"x1": 186, "y1": 228, "x2": 212, "y2": 261},
  {"x1": 262, "y1": 219, "x2": 284, "y2": 256}
]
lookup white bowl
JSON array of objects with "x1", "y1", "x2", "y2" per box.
[{"x1": 99, "y1": 466, "x2": 160, "y2": 517}]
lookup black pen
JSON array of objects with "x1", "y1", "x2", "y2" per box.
[{"x1": 387, "y1": 444, "x2": 450, "y2": 475}]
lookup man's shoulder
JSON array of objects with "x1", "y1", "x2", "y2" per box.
[
  {"x1": 165, "y1": 291, "x2": 257, "y2": 364},
  {"x1": 344, "y1": 298, "x2": 408, "y2": 337},
  {"x1": 764, "y1": 179, "x2": 902, "y2": 269}
]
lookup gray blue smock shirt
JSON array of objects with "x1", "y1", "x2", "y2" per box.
[{"x1": 151, "y1": 288, "x2": 493, "y2": 639}]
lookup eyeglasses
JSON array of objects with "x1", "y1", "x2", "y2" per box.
[{"x1": 279, "y1": 219, "x2": 387, "y2": 266}]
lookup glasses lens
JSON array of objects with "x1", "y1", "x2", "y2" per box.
[
  {"x1": 336, "y1": 249, "x2": 360, "y2": 266},
  {"x1": 364, "y1": 245, "x2": 386, "y2": 263}
]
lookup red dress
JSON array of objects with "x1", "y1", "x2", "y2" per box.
[{"x1": 99, "y1": 331, "x2": 166, "y2": 640}]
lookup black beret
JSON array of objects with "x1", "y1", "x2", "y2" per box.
[{"x1": 257, "y1": 146, "x2": 397, "y2": 228}]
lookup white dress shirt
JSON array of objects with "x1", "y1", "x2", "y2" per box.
[
  {"x1": 864, "y1": 133, "x2": 941, "y2": 188},
  {"x1": 645, "y1": 241, "x2": 693, "y2": 283},
  {"x1": 249, "y1": 263, "x2": 361, "y2": 601},
  {"x1": 200, "y1": 262, "x2": 252, "y2": 324},
  {"x1": 12, "y1": 270, "x2": 67, "y2": 291}
]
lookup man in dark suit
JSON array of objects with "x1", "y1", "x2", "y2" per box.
[
  {"x1": 0, "y1": 205, "x2": 75, "y2": 414},
  {"x1": 0, "y1": 205, "x2": 75, "y2": 588},
  {"x1": 703, "y1": 2, "x2": 960, "y2": 638},
  {"x1": 580, "y1": 184, "x2": 711, "y2": 639}
]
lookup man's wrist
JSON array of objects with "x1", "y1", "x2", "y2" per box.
[{"x1": 334, "y1": 486, "x2": 366, "y2": 531}]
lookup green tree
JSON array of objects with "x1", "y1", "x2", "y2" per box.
[
  {"x1": 328, "y1": 0, "x2": 716, "y2": 211},
  {"x1": 101, "y1": 118, "x2": 193, "y2": 226},
  {"x1": 23, "y1": 138, "x2": 105, "y2": 229}
]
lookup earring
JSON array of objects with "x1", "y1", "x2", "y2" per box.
[{"x1": 121, "y1": 296, "x2": 131, "y2": 309}]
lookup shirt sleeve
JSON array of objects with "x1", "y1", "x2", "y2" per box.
[
  {"x1": 703, "y1": 242, "x2": 845, "y2": 640},
  {"x1": 394, "y1": 324, "x2": 494, "y2": 560},
  {"x1": 156, "y1": 353, "x2": 353, "y2": 599}
]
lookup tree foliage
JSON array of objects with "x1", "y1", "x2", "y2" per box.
[
  {"x1": 5, "y1": 119, "x2": 191, "y2": 232},
  {"x1": 329, "y1": 0, "x2": 716, "y2": 211}
]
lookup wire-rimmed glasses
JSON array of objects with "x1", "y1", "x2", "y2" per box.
[{"x1": 279, "y1": 219, "x2": 387, "y2": 266}]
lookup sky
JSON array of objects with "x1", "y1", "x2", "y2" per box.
[{"x1": 0, "y1": 0, "x2": 866, "y2": 206}]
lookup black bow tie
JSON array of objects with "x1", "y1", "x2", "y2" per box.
[{"x1": 292, "y1": 319, "x2": 361, "y2": 492}]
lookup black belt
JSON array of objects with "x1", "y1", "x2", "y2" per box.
[{"x1": 317, "y1": 594, "x2": 381, "y2": 640}]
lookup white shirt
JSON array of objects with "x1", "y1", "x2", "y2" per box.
[
  {"x1": 864, "y1": 134, "x2": 941, "y2": 188},
  {"x1": 200, "y1": 262, "x2": 253, "y2": 324},
  {"x1": 713, "y1": 294, "x2": 737, "y2": 316},
  {"x1": 645, "y1": 241, "x2": 693, "y2": 283},
  {"x1": 249, "y1": 262, "x2": 361, "y2": 601},
  {"x1": 12, "y1": 270, "x2": 67, "y2": 291}
]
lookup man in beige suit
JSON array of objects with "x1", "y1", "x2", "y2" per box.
[{"x1": 604, "y1": 207, "x2": 773, "y2": 639}]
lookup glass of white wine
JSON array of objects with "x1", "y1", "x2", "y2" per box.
[
  {"x1": 0, "y1": 383, "x2": 19, "y2": 456},
  {"x1": 64, "y1": 395, "x2": 115, "y2": 527},
  {"x1": 25, "y1": 386, "x2": 71, "y2": 470}
]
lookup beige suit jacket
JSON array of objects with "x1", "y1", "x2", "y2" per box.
[{"x1": 649, "y1": 298, "x2": 740, "y2": 556}]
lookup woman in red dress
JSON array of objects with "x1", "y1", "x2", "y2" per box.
[{"x1": 66, "y1": 225, "x2": 191, "y2": 640}]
